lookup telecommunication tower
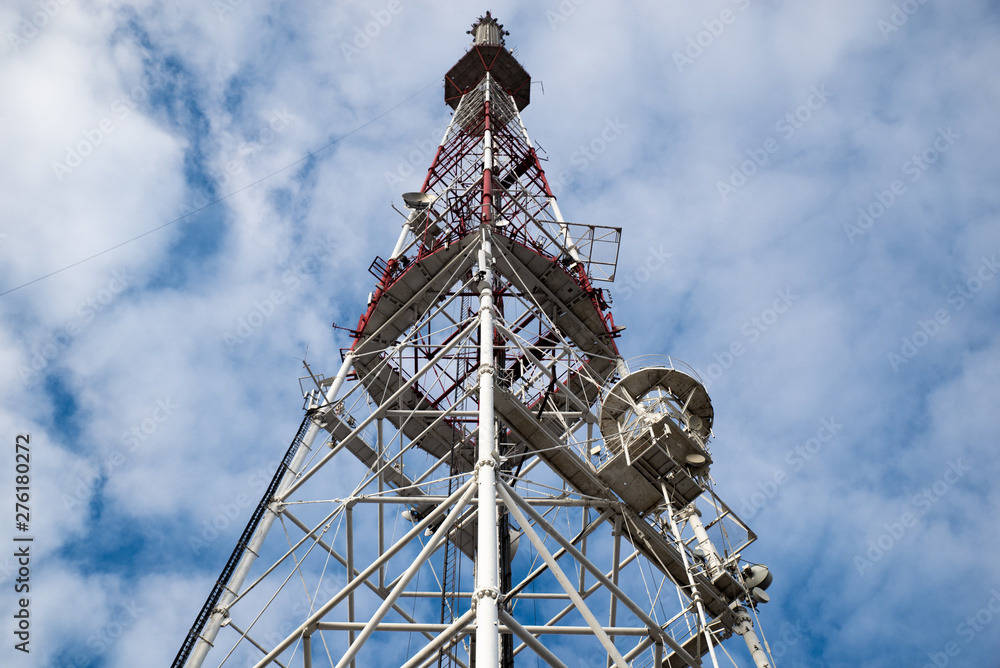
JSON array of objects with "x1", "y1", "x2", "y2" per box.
[{"x1": 173, "y1": 13, "x2": 776, "y2": 668}]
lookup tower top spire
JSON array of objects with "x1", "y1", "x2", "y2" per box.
[
  {"x1": 446, "y1": 11, "x2": 530, "y2": 111},
  {"x1": 468, "y1": 11, "x2": 509, "y2": 47}
]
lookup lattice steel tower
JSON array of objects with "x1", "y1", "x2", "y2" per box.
[{"x1": 174, "y1": 13, "x2": 776, "y2": 668}]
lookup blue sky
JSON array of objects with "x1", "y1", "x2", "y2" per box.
[{"x1": 2, "y1": 1, "x2": 999, "y2": 666}]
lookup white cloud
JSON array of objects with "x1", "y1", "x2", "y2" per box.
[{"x1": 2, "y1": 1, "x2": 999, "y2": 666}]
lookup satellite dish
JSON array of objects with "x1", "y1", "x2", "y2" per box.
[
  {"x1": 687, "y1": 415, "x2": 704, "y2": 433},
  {"x1": 509, "y1": 527, "x2": 522, "y2": 558},
  {"x1": 752, "y1": 587, "x2": 770, "y2": 604},
  {"x1": 743, "y1": 564, "x2": 773, "y2": 591},
  {"x1": 685, "y1": 453, "x2": 707, "y2": 466},
  {"x1": 402, "y1": 192, "x2": 435, "y2": 210}
]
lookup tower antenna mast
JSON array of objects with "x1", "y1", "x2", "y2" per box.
[{"x1": 173, "y1": 13, "x2": 776, "y2": 668}]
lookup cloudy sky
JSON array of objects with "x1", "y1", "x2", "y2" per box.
[{"x1": 2, "y1": 0, "x2": 999, "y2": 666}]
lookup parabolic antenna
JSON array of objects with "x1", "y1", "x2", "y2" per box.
[
  {"x1": 593, "y1": 365, "x2": 715, "y2": 512},
  {"x1": 599, "y1": 366, "x2": 714, "y2": 470},
  {"x1": 402, "y1": 191, "x2": 435, "y2": 210}
]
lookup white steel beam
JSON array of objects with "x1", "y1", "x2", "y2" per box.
[
  {"x1": 474, "y1": 110, "x2": 502, "y2": 663},
  {"x1": 280, "y1": 509, "x2": 467, "y2": 667},
  {"x1": 499, "y1": 480, "x2": 702, "y2": 668},
  {"x1": 498, "y1": 610, "x2": 569, "y2": 668},
  {"x1": 186, "y1": 353, "x2": 355, "y2": 668},
  {"x1": 280, "y1": 317, "x2": 479, "y2": 500},
  {"x1": 335, "y1": 479, "x2": 480, "y2": 668},
  {"x1": 398, "y1": 609, "x2": 477, "y2": 668},
  {"x1": 252, "y1": 478, "x2": 477, "y2": 667},
  {"x1": 495, "y1": 482, "x2": 629, "y2": 668},
  {"x1": 661, "y1": 481, "x2": 719, "y2": 668},
  {"x1": 733, "y1": 607, "x2": 772, "y2": 668}
]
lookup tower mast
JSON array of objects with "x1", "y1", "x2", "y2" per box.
[{"x1": 173, "y1": 13, "x2": 775, "y2": 668}]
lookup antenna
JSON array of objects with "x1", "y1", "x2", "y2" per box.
[
  {"x1": 174, "y1": 15, "x2": 776, "y2": 668},
  {"x1": 401, "y1": 191, "x2": 435, "y2": 210}
]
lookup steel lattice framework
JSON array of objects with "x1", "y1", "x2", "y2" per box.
[{"x1": 173, "y1": 13, "x2": 775, "y2": 668}]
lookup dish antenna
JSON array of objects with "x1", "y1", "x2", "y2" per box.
[{"x1": 402, "y1": 191, "x2": 435, "y2": 210}]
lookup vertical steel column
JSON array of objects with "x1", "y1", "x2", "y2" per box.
[
  {"x1": 607, "y1": 515, "x2": 622, "y2": 668},
  {"x1": 474, "y1": 72, "x2": 501, "y2": 668},
  {"x1": 346, "y1": 504, "x2": 356, "y2": 668},
  {"x1": 661, "y1": 482, "x2": 720, "y2": 668},
  {"x1": 733, "y1": 607, "x2": 772, "y2": 668},
  {"x1": 579, "y1": 510, "x2": 588, "y2": 593},
  {"x1": 377, "y1": 418, "x2": 386, "y2": 591},
  {"x1": 481, "y1": 75, "x2": 495, "y2": 228},
  {"x1": 681, "y1": 505, "x2": 723, "y2": 579}
]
